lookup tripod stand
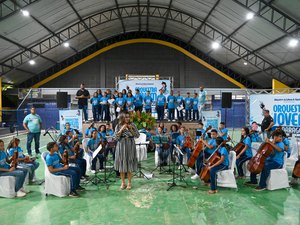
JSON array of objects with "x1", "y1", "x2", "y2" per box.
[
  {"x1": 151, "y1": 136, "x2": 172, "y2": 174},
  {"x1": 134, "y1": 142, "x2": 152, "y2": 179},
  {"x1": 167, "y1": 144, "x2": 188, "y2": 191}
]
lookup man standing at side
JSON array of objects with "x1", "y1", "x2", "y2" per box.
[
  {"x1": 75, "y1": 83, "x2": 90, "y2": 122},
  {"x1": 23, "y1": 107, "x2": 42, "y2": 157},
  {"x1": 261, "y1": 110, "x2": 274, "y2": 139},
  {"x1": 198, "y1": 86, "x2": 207, "y2": 122}
]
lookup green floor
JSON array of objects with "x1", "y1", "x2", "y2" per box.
[{"x1": 0, "y1": 133, "x2": 300, "y2": 225}]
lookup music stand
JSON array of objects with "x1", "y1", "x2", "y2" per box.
[
  {"x1": 102, "y1": 136, "x2": 117, "y2": 184},
  {"x1": 151, "y1": 136, "x2": 171, "y2": 174},
  {"x1": 196, "y1": 131, "x2": 202, "y2": 137},
  {"x1": 167, "y1": 144, "x2": 187, "y2": 191},
  {"x1": 134, "y1": 142, "x2": 152, "y2": 179}
]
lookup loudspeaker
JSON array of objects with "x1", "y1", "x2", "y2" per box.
[
  {"x1": 221, "y1": 92, "x2": 232, "y2": 108},
  {"x1": 56, "y1": 92, "x2": 68, "y2": 108}
]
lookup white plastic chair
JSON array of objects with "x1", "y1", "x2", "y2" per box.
[
  {"x1": 135, "y1": 133, "x2": 148, "y2": 162},
  {"x1": 217, "y1": 151, "x2": 237, "y2": 189},
  {"x1": 0, "y1": 176, "x2": 16, "y2": 198},
  {"x1": 266, "y1": 152, "x2": 290, "y2": 190},
  {"x1": 42, "y1": 152, "x2": 71, "y2": 197}
]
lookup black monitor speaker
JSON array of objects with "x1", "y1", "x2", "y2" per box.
[
  {"x1": 56, "y1": 92, "x2": 68, "y2": 108},
  {"x1": 221, "y1": 92, "x2": 232, "y2": 108}
]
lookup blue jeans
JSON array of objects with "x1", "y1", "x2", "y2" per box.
[
  {"x1": 92, "y1": 154, "x2": 105, "y2": 170},
  {"x1": 27, "y1": 132, "x2": 41, "y2": 155},
  {"x1": 79, "y1": 104, "x2": 88, "y2": 121},
  {"x1": 70, "y1": 158, "x2": 87, "y2": 177},
  {"x1": 101, "y1": 105, "x2": 109, "y2": 121},
  {"x1": 157, "y1": 106, "x2": 164, "y2": 121},
  {"x1": 210, "y1": 164, "x2": 228, "y2": 190},
  {"x1": 135, "y1": 105, "x2": 143, "y2": 112},
  {"x1": 0, "y1": 168, "x2": 28, "y2": 192},
  {"x1": 176, "y1": 109, "x2": 183, "y2": 121},
  {"x1": 57, "y1": 166, "x2": 81, "y2": 192},
  {"x1": 98, "y1": 105, "x2": 102, "y2": 120},
  {"x1": 168, "y1": 108, "x2": 175, "y2": 120},
  {"x1": 236, "y1": 154, "x2": 251, "y2": 177},
  {"x1": 92, "y1": 105, "x2": 99, "y2": 121},
  {"x1": 157, "y1": 147, "x2": 170, "y2": 164},
  {"x1": 179, "y1": 147, "x2": 191, "y2": 165},
  {"x1": 19, "y1": 161, "x2": 40, "y2": 180},
  {"x1": 196, "y1": 151, "x2": 211, "y2": 175},
  {"x1": 185, "y1": 109, "x2": 191, "y2": 120},
  {"x1": 193, "y1": 109, "x2": 199, "y2": 121}
]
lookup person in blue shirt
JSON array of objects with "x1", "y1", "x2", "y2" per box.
[
  {"x1": 100, "y1": 92, "x2": 110, "y2": 122},
  {"x1": 246, "y1": 130, "x2": 285, "y2": 191},
  {"x1": 46, "y1": 141, "x2": 84, "y2": 197},
  {"x1": 155, "y1": 126, "x2": 170, "y2": 166},
  {"x1": 195, "y1": 122, "x2": 206, "y2": 141},
  {"x1": 169, "y1": 124, "x2": 179, "y2": 156},
  {"x1": 106, "y1": 123, "x2": 114, "y2": 137},
  {"x1": 134, "y1": 89, "x2": 144, "y2": 112},
  {"x1": 192, "y1": 93, "x2": 199, "y2": 121},
  {"x1": 198, "y1": 86, "x2": 207, "y2": 121},
  {"x1": 207, "y1": 137, "x2": 229, "y2": 194},
  {"x1": 58, "y1": 135, "x2": 87, "y2": 179},
  {"x1": 250, "y1": 122, "x2": 262, "y2": 142},
  {"x1": 116, "y1": 92, "x2": 125, "y2": 117},
  {"x1": 62, "y1": 122, "x2": 75, "y2": 135},
  {"x1": 184, "y1": 92, "x2": 193, "y2": 121},
  {"x1": 85, "y1": 122, "x2": 97, "y2": 138},
  {"x1": 235, "y1": 127, "x2": 252, "y2": 178},
  {"x1": 0, "y1": 139, "x2": 29, "y2": 197},
  {"x1": 87, "y1": 130, "x2": 104, "y2": 172},
  {"x1": 23, "y1": 107, "x2": 42, "y2": 156},
  {"x1": 7, "y1": 138, "x2": 39, "y2": 183},
  {"x1": 176, "y1": 126, "x2": 191, "y2": 168},
  {"x1": 90, "y1": 92, "x2": 99, "y2": 122},
  {"x1": 218, "y1": 122, "x2": 229, "y2": 141},
  {"x1": 167, "y1": 90, "x2": 176, "y2": 122},
  {"x1": 176, "y1": 91, "x2": 184, "y2": 121},
  {"x1": 191, "y1": 129, "x2": 217, "y2": 180},
  {"x1": 156, "y1": 89, "x2": 166, "y2": 121},
  {"x1": 97, "y1": 89, "x2": 103, "y2": 119},
  {"x1": 280, "y1": 130, "x2": 291, "y2": 158},
  {"x1": 126, "y1": 92, "x2": 135, "y2": 112},
  {"x1": 144, "y1": 90, "x2": 153, "y2": 114}
]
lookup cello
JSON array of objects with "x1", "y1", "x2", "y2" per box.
[
  {"x1": 63, "y1": 150, "x2": 69, "y2": 166},
  {"x1": 187, "y1": 126, "x2": 212, "y2": 168},
  {"x1": 231, "y1": 130, "x2": 254, "y2": 156},
  {"x1": 292, "y1": 138, "x2": 300, "y2": 177},
  {"x1": 73, "y1": 142, "x2": 81, "y2": 159}
]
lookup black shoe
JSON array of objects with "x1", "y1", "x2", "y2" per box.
[
  {"x1": 77, "y1": 186, "x2": 85, "y2": 191},
  {"x1": 69, "y1": 191, "x2": 80, "y2": 197},
  {"x1": 83, "y1": 175, "x2": 89, "y2": 178},
  {"x1": 244, "y1": 181, "x2": 258, "y2": 186},
  {"x1": 255, "y1": 186, "x2": 266, "y2": 191}
]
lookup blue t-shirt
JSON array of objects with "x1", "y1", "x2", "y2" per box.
[
  {"x1": 100, "y1": 97, "x2": 109, "y2": 105},
  {"x1": 62, "y1": 128, "x2": 74, "y2": 135},
  {"x1": 219, "y1": 128, "x2": 228, "y2": 141},
  {"x1": 116, "y1": 97, "x2": 125, "y2": 107},
  {"x1": 266, "y1": 142, "x2": 285, "y2": 166},
  {"x1": 157, "y1": 95, "x2": 166, "y2": 107},
  {"x1": 205, "y1": 139, "x2": 217, "y2": 155},
  {"x1": 242, "y1": 136, "x2": 252, "y2": 158},
  {"x1": 193, "y1": 98, "x2": 199, "y2": 110},
  {"x1": 283, "y1": 138, "x2": 291, "y2": 156},
  {"x1": 176, "y1": 134, "x2": 185, "y2": 147},
  {"x1": 98, "y1": 132, "x2": 107, "y2": 141},
  {"x1": 219, "y1": 146, "x2": 229, "y2": 167},
  {"x1": 199, "y1": 90, "x2": 207, "y2": 105},
  {"x1": 0, "y1": 151, "x2": 9, "y2": 169},
  {"x1": 8, "y1": 147, "x2": 25, "y2": 159},
  {"x1": 134, "y1": 94, "x2": 143, "y2": 106},
  {"x1": 58, "y1": 143, "x2": 74, "y2": 156},
  {"x1": 90, "y1": 97, "x2": 99, "y2": 106},
  {"x1": 144, "y1": 96, "x2": 153, "y2": 109},
  {"x1": 184, "y1": 97, "x2": 193, "y2": 110},
  {"x1": 23, "y1": 113, "x2": 42, "y2": 133},
  {"x1": 167, "y1": 96, "x2": 176, "y2": 109},
  {"x1": 97, "y1": 94, "x2": 103, "y2": 102},
  {"x1": 85, "y1": 127, "x2": 96, "y2": 137},
  {"x1": 250, "y1": 132, "x2": 262, "y2": 142},
  {"x1": 87, "y1": 138, "x2": 100, "y2": 151},
  {"x1": 176, "y1": 96, "x2": 184, "y2": 105},
  {"x1": 106, "y1": 129, "x2": 114, "y2": 137},
  {"x1": 45, "y1": 152, "x2": 64, "y2": 174},
  {"x1": 126, "y1": 97, "x2": 135, "y2": 110}
]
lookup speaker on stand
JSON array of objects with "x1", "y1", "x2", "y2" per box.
[
  {"x1": 221, "y1": 92, "x2": 232, "y2": 126},
  {"x1": 56, "y1": 92, "x2": 68, "y2": 109}
]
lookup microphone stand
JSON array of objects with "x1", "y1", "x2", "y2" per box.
[{"x1": 133, "y1": 142, "x2": 152, "y2": 179}]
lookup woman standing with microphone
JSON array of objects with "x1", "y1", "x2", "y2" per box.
[{"x1": 114, "y1": 113, "x2": 140, "y2": 190}]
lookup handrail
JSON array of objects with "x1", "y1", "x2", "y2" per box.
[{"x1": 17, "y1": 88, "x2": 32, "y2": 110}]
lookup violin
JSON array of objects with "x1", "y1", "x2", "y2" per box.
[
  {"x1": 73, "y1": 142, "x2": 80, "y2": 159},
  {"x1": 188, "y1": 126, "x2": 212, "y2": 168},
  {"x1": 63, "y1": 150, "x2": 69, "y2": 166}
]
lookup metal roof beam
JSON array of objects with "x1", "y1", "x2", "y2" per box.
[
  {"x1": 146, "y1": 0, "x2": 150, "y2": 32},
  {"x1": 0, "y1": 0, "x2": 39, "y2": 21},
  {"x1": 161, "y1": 0, "x2": 173, "y2": 34},
  {"x1": 114, "y1": 0, "x2": 126, "y2": 33},
  {"x1": 137, "y1": 0, "x2": 141, "y2": 31},
  {"x1": 0, "y1": 62, "x2": 35, "y2": 76}
]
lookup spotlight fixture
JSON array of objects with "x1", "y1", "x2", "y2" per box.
[
  {"x1": 211, "y1": 42, "x2": 220, "y2": 49},
  {"x1": 244, "y1": 62, "x2": 248, "y2": 65},
  {"x1": 63, "y1": 42, "x2": 70, "y2": 48},
  {"x1": 288, "y1": 38, "x2": 298, "y2": 47},
  {"x1": 29, "y1": 60, "x2": 35, "y2": 65},
  {"x1": 246, "y1": 12, "x2": 254, "y2": 20},
  {"x1": 21, "y1": 10, "x2": 30, "y2": 17}
]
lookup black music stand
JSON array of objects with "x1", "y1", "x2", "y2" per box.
[
  {"x1": 151, "y1": 136, "x2": 172, "y2": 174},
  {"x1": 167, "y1": 144, "x2": 188, "y2": 191}
]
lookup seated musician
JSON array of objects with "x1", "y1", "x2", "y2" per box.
[
  {"x1": 245, "y1": 130, "x2": 285, "y2": 191},
  {"x1": 250, "y1": 122, "x2": 262, "y2": 142},
  {"x1": 176, "y1": 126, "x2": 191, "y2": 169},
  {"x1": 196, "y1": 122, "x2": 206, "y2": 141},
  {"x1": 7, "y1": 138, "x2": 40, "y2": 183},
  {"x1": 290, "y1": 159, "x2": 300, "y2": 185},
  {"x1": 58, "y1": 135, "x2": 88, "y2": 179},
  {"x1": 85, "y1": 122, "x2": 97, "y2": 138},
  {"x1": 87, "y1": 130, "x2": 104, "y2": 173},
  {"x1": 191, "y1": 129, "x2": 217, "y2": 180},
  {"x1": 156, "y1": 122, "x2": 167, "y2": 135},
  {"x1": 46, "y1": 142, "x2": 84, "y2": 197},
  {"x1": 235, "y1": 127, "x2": 252, "y2": 178},
  {"x1": 105, "y1": 123, "x2": 115, "y2": 159},
  {"x1": 169, "y1": 124, "x2": 179, "y2": 156},
  {"x1": 62, "y1": 122, "x2": 74, "y2": 135},
  {"x1": 218, "y1": 122, "x2": 228, "y2": 141},
  {"x1": 156, "y1": 127, "x2": 170, "y2": 166},
  {"x1": 207, "y1": 137, "x2": 229, "y2": 194},
  {"x1": 0, "y1": 139, "x2": 28, "y2": 197},
  {"x1": 280, "y1": 130, "x2": 291, "y2": 158},
  {"x1": 98, "y1": 125, "x2": 107, "y2": 141}
]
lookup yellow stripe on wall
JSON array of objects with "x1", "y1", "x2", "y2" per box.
[{"x1": 32, "y1": 38, "x2": 246, "y2": 89}]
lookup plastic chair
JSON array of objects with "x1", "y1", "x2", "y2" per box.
[
  {"x1": 217, "y1": 151, "x2": 237, "y2": 189},
  {"x1": 135, "y1": 133, "x2": 148, "y2": 162},
  {"x1": 42, "y1": 152, "x2": 71, "y2": 197},
  {"x1": 266, "y1": 152, "x2": 290, "y2": 190},
  {"x1": 0, "y1": 176, "x2": 16, "y2": 198}
]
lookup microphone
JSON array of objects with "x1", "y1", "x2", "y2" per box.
[{"x1": 43, "y1": 127, "x2": 52, "y2": 136}]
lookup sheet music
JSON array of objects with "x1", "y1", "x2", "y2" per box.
[{"x1": 92, "y1": 145, "x2": 102, "y2": 159}]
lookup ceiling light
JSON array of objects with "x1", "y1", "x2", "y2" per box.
[
  {"x1": 21, "y1": 10, "x2": 30, "y2": 17},
  {"x1": 63, "y1": 42, "x2": 70, "y2": 48},
  {"x1": 244, "y1": 62, "x2": 248, "y2": 65},
  {"x1": 29, "y1": 60, "x2": 35, "y2": 65},
  {"x1": 288, "y1": 38, "x2": 298, "y2": 47},
  {"x1": 246, "y1": 12, "x2": 254, "y2": 20},
  {"x1": 211, "y1": 42, "x2": 220, "y2": 49}
]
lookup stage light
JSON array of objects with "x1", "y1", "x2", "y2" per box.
[
  {"x1": 246, "y1": 12, "x2": 254, "y2": 20},
  {"x1": 288, "y1": 38, "x2": 298, "y2": 47},
  {"x1": 211, "y1": 42, "x2": 220, "y2": 49},
  {"x1": 244, "y1": 62, "x2": 248, "y2": 65},
  {"x1": 29, "y1": 60, "x2": 35, "y2": 65},
  {"x1": 21, "y1": 10, "x2": 30, "y2": 17},
  {"x1": 63, "y1": 42, "x2": 70, "y2": 48}
]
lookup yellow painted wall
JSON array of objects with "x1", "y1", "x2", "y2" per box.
[{"x1": 272, "y1": 79, "x2": 291, "y2": 94}]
